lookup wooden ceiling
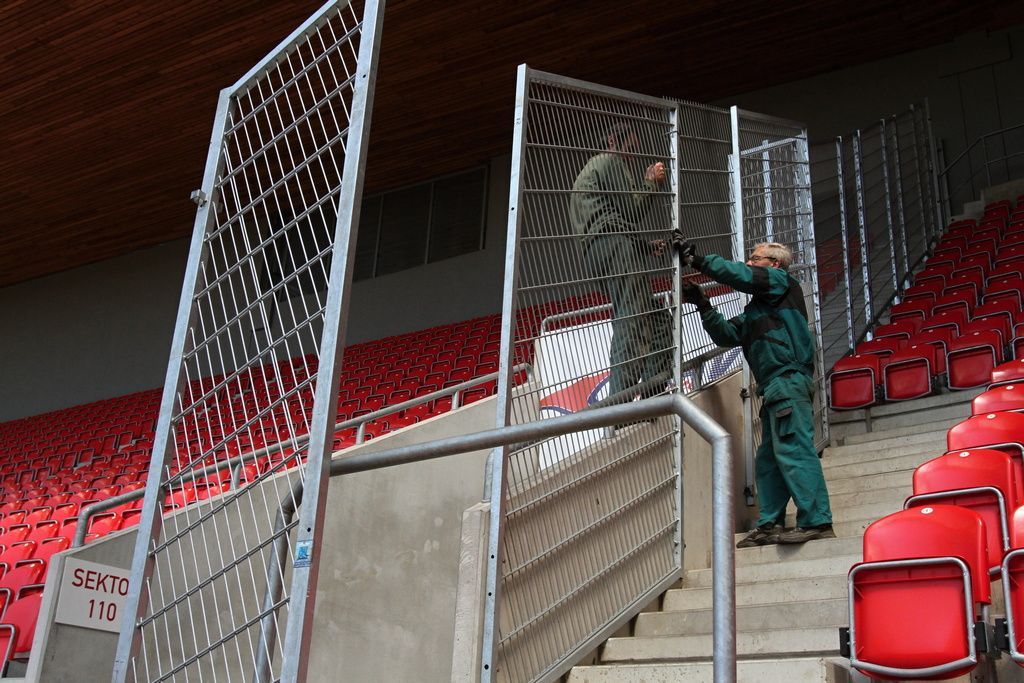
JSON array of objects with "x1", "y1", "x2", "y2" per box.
[{"x1": 1, "y1": 0, "x2": 1020, "y2": 287}]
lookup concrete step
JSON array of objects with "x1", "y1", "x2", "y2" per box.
[
  {"x1": 568, "y1": 657, "x2": 839, "y2": 682},
  {"x1": 635, "y1": 598, "x2": 847, "y2": 637},
  {"x1": 825, "y1": 452, "x2": 928, "y2": 480},
  {"x1": 825, "y1": 484, "x2": 907, "y2": 510},
  {"x1": 664, "y1": 575, "x2": 847, "y2": 611},
  {"x1": 686, "y1": 554, "x2": 860, "y2": 589},
  {"x1": 838, "y1": 416, "x2": 963, "y2": 446},
  {"x1": 829, "y1": 387, "x2": 981, "y2": 425},
  {"x1": 601, "y1": 626, "x2": 837, "y2": 663},
  {"x1": 829, "y1": 469, "x2": 912, "y2": 495},
  {"x1": 829, "y1": 389, "x2": 981, "y2": 442},
  {"x1": 735, "y1": 534, "x2": 861, "y2": 567},
  {"x1": 823, "y1": 431, "x2": 947, "y2": 464}
]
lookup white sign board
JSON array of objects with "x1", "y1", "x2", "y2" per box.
[{"x1": 54, "y1": 557, "x2": 131, "y2": 633}]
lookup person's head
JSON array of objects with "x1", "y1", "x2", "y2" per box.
[
  {"x1": 606, "y1": 122, "x2": 639, "y2": 157},
  {"x1": 746, "y1": 242, "x2": 792, "y2": 270}
]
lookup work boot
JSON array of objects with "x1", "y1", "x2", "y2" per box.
[
  {"x1": 777, "y1": 524, "x2": 835, "y2": 544},
  {"x1": 736, "y1": 523, "x2": 783, "y2": 548}
]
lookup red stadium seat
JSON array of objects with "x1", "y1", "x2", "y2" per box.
[
  {"x1": 908, "y1": 328, "x2": 952, "y2": 374},
  {"x1": 984, "y1": 275, "x2": 1024, "y2": 308},
  {"x1": 854, "y1": 337, "x2": 901, "y2": 362},
  {"x1": 0, "y1": 564, "x2": 44, "y2": 620},
  {"x1": 998, "y1": 507, "x2": 1024, "y2": 665},
  {"x1": 914, "y1": 265, "x2": 954, "y2": 290},
  {"x1": 972, "y1": 384, "x2": 1024, "y2": 415},
  {"x1": 872, "y1": 321, "x2": 917, "y2": 346},
  {"x1": 845, "y1": 505, "x2": 990, "y2": 680},
  {"x1": 2, "y1": 586, "x2": 43, "y2": 662},
  {"x1": 883, "y1": 344, "x2": 937, "y2": 401},
  {"x1": 946, "y1": 270, "x2": 985, "y2": 302},
  {"x1": 931, "y1": 290, "x2": 976, "y2": 317},
  {"x1": 903, "y1": 281, "x2": 944, "y2": 304},
  {"x1": 947, "y1": 327, "x2": 1004, "y2": 390},
  {"x1": 948, "y1": 413, "x2": 1024, "y2": 485},
  {"x1": 992, "y1": 359, "x2": 1024, "y2": 388},
  {"x1": 921, "y1": 309, "x2": 969, "y2": 336},
  {"x1": 889, "y1": 300, "x2": 933, "y2": 326},
  {"x1": 906, "y1": 449, "x2": 1017, "y2": 573},
  {"x1": 829, "y1": 354, "x2": 881, "y2": 410}
]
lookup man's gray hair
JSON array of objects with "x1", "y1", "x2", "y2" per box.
[{"x1": 755, "y1": 242, "x2": 793, "y2": 270}]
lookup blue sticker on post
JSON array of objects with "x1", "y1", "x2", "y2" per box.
[{"x1": 294, "y1": 540, "x2": 313, "y2": 568}]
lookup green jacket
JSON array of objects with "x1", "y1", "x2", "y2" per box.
[
  {"x1": 697, "y1": 253, "x2": 814, "y2": 390},
  {"x1": 570, "y1": 153, "x2": 658, "y2": 245}
]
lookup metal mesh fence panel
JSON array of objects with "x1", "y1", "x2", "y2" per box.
[
  {"x1": 731, "y1": 109, "x2": 828, "y2": 453},
  {"x1": 114, "y1": 2, "x2": 382, "y2": 681},
  {"x1": 857, "y1": 124, "x2": 900, "y2": 325},
  {"x1": 486, "y1": 67, "x2": 683, "y2": 683}
]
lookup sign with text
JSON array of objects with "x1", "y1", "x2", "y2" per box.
[{"x1": 54, "y1": 557, "x2": 131, "y2": 633}]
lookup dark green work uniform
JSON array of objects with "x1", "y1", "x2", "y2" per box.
[
  {"x1": 570, "y1": 153, "x2": 672, "y2": 398},
  {"x1": 696, "y1": 253, "x2": 832, "y2": 528}
]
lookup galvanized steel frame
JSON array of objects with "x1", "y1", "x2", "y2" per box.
[
  {"x1": 485, "y1": 65, "x2": 686, "y2": 683},
  {"x1": 112, "y1": 2, "x2": 384, "y2": 681}
]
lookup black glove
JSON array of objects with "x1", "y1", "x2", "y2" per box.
[
  {"x1": 672, "y1": 232, "x2": 704, "y2": 269},
  {"x1": 681, "y1": 281, "x2": 711, "y2": 312}
]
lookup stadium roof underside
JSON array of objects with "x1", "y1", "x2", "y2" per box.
[{"x1": 0, "y1": 0, "x2": 1020, "y2": 288}]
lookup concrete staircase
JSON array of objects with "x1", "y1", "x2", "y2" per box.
[{"x1": 566, "y1": 388, "x2": 1024, "y2": 682}]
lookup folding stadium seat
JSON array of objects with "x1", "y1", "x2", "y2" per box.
[
  {"x1": 974, "y1": 300, "x2": 1019, "y2": 338},
  {"x1": 883, "y1": 344, "x2": 938, "y2": 401},
  {"x1": 0, "y1": 586, "x2": 45, "y2": 667},
  {"x1": 842, "y1": 505, "x2": 991, "y2": 680},
  {"x1": 957, "y1": 253, "x2": 993, "y2": 282},
  {"x1": 996, "y1": 244, "x2": 1024, "y2": 266},
  {"x1": 930, "y1": 247, "x2": 962, "y2": 268},
  {"x1": 946, "y1": 270, "x2": 985, "y2": 302},
  {"x1": 903, "y1": 281, "x2": 945, "y2": 303},
  {"x1": 0, "y1": 544, "x2": 35, "y2": 569},
  {"x1": 888, "y1": 300, "x2": 933, "y2": 326},
  {"x1": 829, "y1": 354, "x2": 882, "y2": 410},
  {"x1": 872, "y1": 321, "x2": 917, "y2": 347},
  {"x1": 906, "y1": 449, "x2": 1018, "y2": 574},
  {"x1": 948, "y1": 413, "x2": 1024, "y2": 489},
  {"x1": 1005, "y1": 230, "x2": 1024, "y2": 247},
  {"x1": 32, "y1": 537, "x2": 69, "y2": 566},
  {"x1": 854, "y1": 337, "x2": 901, "y2": 361},
  {"x1": 908, "y1": 328, "x2": 953, "y2": 375},
  {"x1": 947, "y1": 322, "x2": 1006, "y2": 390},
  {"x1": 0, "y1": 564, "x2": 45, "y2": 619},
  {"x1": 932, "y1": 290, "x2": 976, "y2": 318},
  {"x1": 921, "y1": 309, "x2": 969, "y2": 337},
  {"x1": 984, "y1": 274, "x2": 1024, "y2": 308},
  {"x1": 973, "y1": 384, "x2": 1024, "y2": 415},
  {"x1": 0, "y1": 528, "x2": 29, "y2": 550},
  {"x1": 992, "y1": 359, "x2": 1024, "y2": 388}
]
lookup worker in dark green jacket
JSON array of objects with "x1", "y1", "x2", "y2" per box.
[
  {"x1": 570, "y1": 123, "x2": 671, "y2": 400},
  {"x1": 676, "y1": 238, "x2": 833, "y2": 547}
]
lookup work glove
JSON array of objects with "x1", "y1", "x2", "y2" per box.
[
  {"x1": 671, "y1": 231, "x2": 704, "y2": 269},
  {"x1": 681, "y1": 281, "x2": 711, "y2": 312}
]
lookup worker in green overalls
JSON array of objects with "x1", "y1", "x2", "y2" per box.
[
  {"x1": 570, "y1": 123, "x2": 672, "y2": 400},
  {"x1": 675, "y1": 238, "x2": 833, "y2": 547}
]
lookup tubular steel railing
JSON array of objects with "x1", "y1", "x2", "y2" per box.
[
  {"x1": 71, "y1": 365, "x2": 528, "y2": 549},
  {"x1": 939, "y1": 121, "x2": 1024, "y2": 220}
]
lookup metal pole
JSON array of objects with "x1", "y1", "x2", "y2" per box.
[
  {"x1": 878, "y1": 119, "x2": 900, "y2": 301},
  {"x1": 923, "y1": 100, "x2": 946, "y2": 236},
  {"x1": 729, "y1": 107, "x2": 755, "y2": 507},
  {"x1": 888, "y1": 117, "x2": 911, "y2": 283},
  {"x1": 481, "y1": 62, "x2": 531, "y2": 683},
  {"x1": 112, "y1": 87, "x2": 234, "y2": 683},
  {"x1": 908, "y1": 107, "x2": 933, "y2": 246},
  {"x1": 669, "y1": 104, "x2": 685, "y2": 571},
  {"x1": 836, "y1": 137, "x2": 856, "y2": 351},
  {"x1": 279, "y1": 2, "x2": 384, "y2": 680},
  {"x1": 852, "y1": 130, "x2": 874, "y2": 336}
]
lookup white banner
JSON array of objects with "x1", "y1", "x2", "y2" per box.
[{"x1": 535, "y1": 293, "x2": 744, "y2": 468}]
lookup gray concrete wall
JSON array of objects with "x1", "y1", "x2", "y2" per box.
[
  {"x1": 18, "y1": 395, "x2": 496, "y2": 683},
  {"x1": 0, "y1": 155, "x2": 512, "y2": 422}
]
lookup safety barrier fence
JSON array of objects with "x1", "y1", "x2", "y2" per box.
[
  {"x1": 938, "y1": 121, "x2": 1024, "y2": 220},
  {"x1": 812, "y1": 104, "x2": 943, "y2": 374},
  {"x1": 113, "y1": 2, "x2": 384, "y2": 682}
]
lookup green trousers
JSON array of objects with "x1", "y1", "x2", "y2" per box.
[
  {"x1": 754, "y1": 372, "x2": 832, "y2": 528},
  {"x1": 583, "y1": 233, "x2": 672, "y2": 397}
]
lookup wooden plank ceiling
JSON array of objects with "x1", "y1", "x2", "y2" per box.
[{"x1": 0, "y1": 0, "x2": 1019, "y2": 287}]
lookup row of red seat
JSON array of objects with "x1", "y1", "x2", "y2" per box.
[
  {"x1": 842, "y1": 353, "x2": 1024, "y2": 678},
  {"x1": 829, "y1": 205, "x2": 1024, "y2": 409}
]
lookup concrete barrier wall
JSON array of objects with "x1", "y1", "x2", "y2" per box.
[{"x1": 20, "y1": 397, "x2": 496, "y2": 682}]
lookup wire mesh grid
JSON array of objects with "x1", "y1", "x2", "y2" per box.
[
  {"x1": 857, "y1": 124, "x2": 900, "y2": 325},
  {"x1": 124, "y1": 3, "x2": 369, "y2": 681},
  {"x1": 492, "y1": 70, "x2": 682, "y2": 683},
  {"x1": 732, "y1": 111, "x2": 828, "y2": 451}
]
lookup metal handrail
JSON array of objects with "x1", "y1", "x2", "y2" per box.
[
  {"x1": 252, "y1": 393, "x2": 735, "y2": 683},
  {"x1": 72, "y1": 364, "x2": 529, "y2": 547},
  {"x1": 938, "y1": 121, "x2": 1024, "y2": 215}
]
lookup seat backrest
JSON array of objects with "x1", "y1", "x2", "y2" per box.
[
  {"x1": 948, "y1": 413, "x2": 1024, "y2": 471},
  {"x1": 992, "y1": 359, "x2": 1024, "y2": 387},
  {"x1": 973, "y1": 384, "x2": 1024, "y2": 416},
  {"x1": 863, "y1": 505, "x2": 990, "y2": 603},
  {"x1": 5, "y1": 588, "x2": 42, "y2": 658}
]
